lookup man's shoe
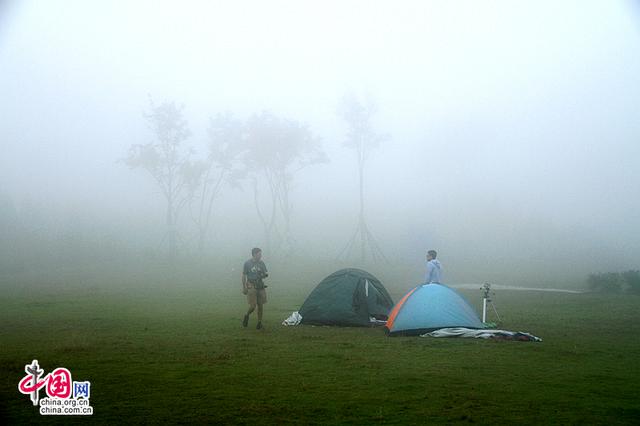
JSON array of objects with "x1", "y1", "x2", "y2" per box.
[
  {"x1": 242, "y1": 314, "x2": 249, "y2": 328},
  {"x1": 256, "y1": 322, "x2": 262, "y2": 330}
]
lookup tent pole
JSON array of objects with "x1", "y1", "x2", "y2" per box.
[{"x1": 482, "y1": 297, "x2": 487, "y2": 323}]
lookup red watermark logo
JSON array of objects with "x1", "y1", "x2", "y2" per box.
[{"x1": 18, "y1": 360, "x2": 93, "y2": 415}]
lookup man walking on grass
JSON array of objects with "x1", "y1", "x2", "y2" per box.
[{"x1": 242, "y1": 247, "x2": 269, "y2": 329}]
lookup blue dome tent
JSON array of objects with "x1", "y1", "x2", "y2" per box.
[{"x1": 385, "y1": 284, "x2": 483, "y2": 336}]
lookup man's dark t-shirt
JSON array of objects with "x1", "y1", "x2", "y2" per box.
[{"x1": 243, "y1": 259, "x2": 268, "y2": 289}]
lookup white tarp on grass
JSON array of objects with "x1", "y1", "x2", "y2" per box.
[
  {"x1": 282, "y1": 311, "x2": 302, "y2": 326},
  {"x1": 422, "y1": 327, "x2": 542, "y2": 342}
]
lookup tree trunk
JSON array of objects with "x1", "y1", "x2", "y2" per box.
[
  {"x1": 358, "y1": 160, "x2": 366, "y2": 263},
  {"x1": 166, "y1": 194, "x2": 177, "y2": 258}
]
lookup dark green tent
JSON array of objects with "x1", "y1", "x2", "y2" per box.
[{"x1": 299, "y1": 269, "x2": 394, "y2": 326}]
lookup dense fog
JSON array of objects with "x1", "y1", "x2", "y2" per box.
[{"x1": 1, "y1": 1, "x2": 639, "y2": 287}]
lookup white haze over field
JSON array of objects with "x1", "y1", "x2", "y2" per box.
[{"x1": 1, "y1": 0, "x2": 639, "y2": 285}]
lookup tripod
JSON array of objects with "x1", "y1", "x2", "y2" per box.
[{"x1": 480, "y1": 282, "x2": 501, "y2": 324}]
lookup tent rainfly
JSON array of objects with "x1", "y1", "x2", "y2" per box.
[
  {"x1": 296, "y1": 268, "x2": 395, "y2": 327},
  {"x1": 385, "y1": 283, "x2": 483, "y2": 336}
]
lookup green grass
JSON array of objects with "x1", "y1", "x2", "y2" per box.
[{"x1": 1, "y1": 264, "x2": 639, "y2": 424}]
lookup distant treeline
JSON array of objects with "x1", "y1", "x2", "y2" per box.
[{"x1": 587, "y1": 270, "x2": 640, "y2": 294}]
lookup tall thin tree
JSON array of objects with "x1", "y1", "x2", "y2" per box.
[
  {"x1": 337, "y1": 93, "x2": 389, "y2": 263},
  {"x1": 243, "y1": 111, "x2": 327, "y2": 254},
  {"x1": 189, "y1": 112, "x2": 244, "y2": 253},
  {"x1": 125, "y1": 99, "x2": 196, "y2": 257}
]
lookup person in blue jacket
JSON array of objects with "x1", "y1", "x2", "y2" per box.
[{"x1": 425, "y1": 250, "x2": 443, "y2": 284}]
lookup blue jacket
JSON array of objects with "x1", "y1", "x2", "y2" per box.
[{"x1": 425, "y1": 259, "x2": 443, "y2": 284}]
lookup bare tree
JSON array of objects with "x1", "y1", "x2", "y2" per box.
[
  {"x1": 125, "y1": 99, "x2": 197, "y2": 257},
  {"x1": 337, "y1": 93, "x2": 389, "y2": 263},
  {"x1": 243, "y1": 111, "x2": 327, "y2": 254},
  {"x1": 189, "y1": 112, "x2": 244, "y2": 253}
]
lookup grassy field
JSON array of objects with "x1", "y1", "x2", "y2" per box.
[{"x1": 1, "y1": 262, "x2": 639, "y2": 424}]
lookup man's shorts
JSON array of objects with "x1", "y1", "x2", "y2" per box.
[{"x1": 247, "y1": 285, "x2": 267, "y2": 305}]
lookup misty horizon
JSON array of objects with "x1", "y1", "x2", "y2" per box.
[{"x1": 1, "y1": 1, "x2": 639, "y2": 286}]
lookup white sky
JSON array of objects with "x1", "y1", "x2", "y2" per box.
[{"x1": 1, "y1": 0, "x2": 639, "y2": 278}]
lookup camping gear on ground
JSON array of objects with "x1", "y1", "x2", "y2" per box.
[
  {"x1": 423, "y1": 327, "x2": 542, "y2": 342},
  {"x1": 480, "y1": 282, "x2": 502, "y2": 323},
  {"x1": 284, "y1": 268, "x2": 394, "y2": 327},
  {"x1": 282, "y1": 311, "x2": 302, "y2": 326},
  {"x1": 385, "y1": 283, "x2": 484, "y2": 336}
]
